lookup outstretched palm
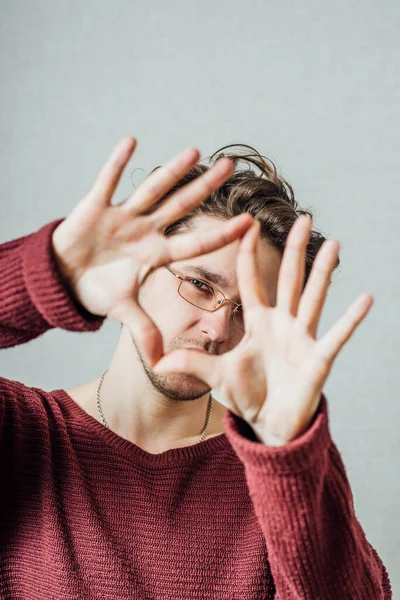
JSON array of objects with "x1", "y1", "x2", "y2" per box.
[
  {"x1": 154, "y1": 216, "x2": 373, "y2": 445},
  {"x1": 52, "y1": 137, "x2": 254, "y2": 366}
]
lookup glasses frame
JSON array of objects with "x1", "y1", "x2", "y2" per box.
[{"x1": 164, "y1": 265, "x2": 244, "y2": 332}]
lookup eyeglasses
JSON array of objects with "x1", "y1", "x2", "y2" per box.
[{"x1": 164, "y1": 266, "x2": 245, "y2": 332}]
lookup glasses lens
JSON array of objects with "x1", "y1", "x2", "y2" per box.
[
  {"x1": 180, "y1": 279, "x2": 217, "y2": 310},
  {"x1": 232, "y1": 306, "x2": 245, "y2": 332},
  {"x1": 180, "y1": 279, "x2": 245, "y2": 332}
]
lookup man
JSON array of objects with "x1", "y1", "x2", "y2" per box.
[{"x1": 0, "y1": 137, "x2": 392, "y2": 598}]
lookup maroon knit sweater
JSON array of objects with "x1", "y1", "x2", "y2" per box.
[{"x1": 0, "y1": 219, "x2": 392, "y2": 600}]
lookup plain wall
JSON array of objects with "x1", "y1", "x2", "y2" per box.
[{"x1": 1, "y1": 0, "x2": 399, "y2": 593}]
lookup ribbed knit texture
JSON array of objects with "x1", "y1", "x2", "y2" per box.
[{"x1": 0, "y1": 219, "x2": 392, "y2": 599}]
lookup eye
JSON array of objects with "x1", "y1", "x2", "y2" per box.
[{"x1": 189, "y1": 279, "x2": 213, "y2": 293}]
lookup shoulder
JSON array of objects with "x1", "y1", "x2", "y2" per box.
[
  {"x1": 0, "y1": 375, "x2": 69, "y2": 424},
  {"x1": 0, "y1": 375, "x2": 41, "y2": 401}
]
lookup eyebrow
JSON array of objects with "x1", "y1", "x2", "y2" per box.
[
  {"x1": 182, "y1": 264, "x2": 241, "y2": 303},
  {"x1": 181, "y1": 265, "x2": 229, "y2": 287}
]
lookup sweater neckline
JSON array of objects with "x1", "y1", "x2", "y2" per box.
[{"x1": 52, "y1": 389, "x2": 230, "y2": 467}]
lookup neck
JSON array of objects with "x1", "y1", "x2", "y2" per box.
[{"x1": 85, "y1": 328, "x2": 226, "y2": 453}]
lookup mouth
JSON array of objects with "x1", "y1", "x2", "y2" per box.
[{"x1": 185, "y1": 347, "x2": 208, "y2": 354}]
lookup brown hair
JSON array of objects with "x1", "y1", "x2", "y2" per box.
[{"x1": 145, "y1": 144, "x2": 340, "y2": 287}]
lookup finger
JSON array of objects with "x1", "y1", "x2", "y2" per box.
[
  {"x1": 153, "y1": 348, "x2": 221, "y2": 388},
  {"x1": 150, "y1": 157, "x2": 235, "y2": 229},
  {"x1": 276, "y1": 215, "x2": 312, "y2": 316},
  {"x1": 112, "y1": 298, "x2": 164, "y2": 367},
  {"x1": 88, "y1": 137, "x2": 137, "y2": 207},
  {"x1": 121, "y1": 147, "x2": 201, "y2": 214},
  {"x1": 236, "y1": 220, "x2": 270, "y2": 313},
  {"x1": 297, "y1": 239, "x2": 340, "y2": 338},
  {"x1": 317, "y1": 294, "x2": 374, "y2": 363},
  {"x1": 161, "y1": 213, "x2": 254, "y2": 265}
]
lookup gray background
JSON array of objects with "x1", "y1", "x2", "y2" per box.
[{"x1": 1, "y1": 0, "x2": 398, "y2": 593}]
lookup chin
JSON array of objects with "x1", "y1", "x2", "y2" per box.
[
  {"x1": 159, "y1": 372, "x2": 211, "y2": 399},
  {"x1": 168, "y1": 371, "x2": 208, "y2": 388}
]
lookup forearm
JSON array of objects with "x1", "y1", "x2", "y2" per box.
[
  {"x1": 224, "y1": 397, "x2": 392, "y2": 599},
  {"x1": 0, "y1": 219, "x2": 104, "y2": 349}
]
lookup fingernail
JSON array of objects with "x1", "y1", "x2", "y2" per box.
[{"x1": 122, "y1": 137, "x2": 136, "y2": 152}]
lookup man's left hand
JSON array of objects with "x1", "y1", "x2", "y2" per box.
[{"x1": 153, "y1": 216, "x2": 373, "y2": 446}]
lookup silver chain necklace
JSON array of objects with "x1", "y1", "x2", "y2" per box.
[{"x1": 96, "y1": 370, "x2": 213, "y2": 443}]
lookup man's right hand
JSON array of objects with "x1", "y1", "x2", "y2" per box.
[{"x1": 51, "y1": 137, "x2": 254, "y2": 366}]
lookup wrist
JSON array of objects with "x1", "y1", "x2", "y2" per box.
[
  {"x1": 250, "y1": 415, "x2": 315, "y2": 447},
  {"x1": 251, "y1": 426, "x2": 288, "y2": 447},
  {"x1": 51, "y1": 229, "x2": 80, "y2": 302}
]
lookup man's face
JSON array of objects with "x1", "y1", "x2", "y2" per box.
[{"x1": 134, "y1": 215, "x2": 282, "y2": 401}]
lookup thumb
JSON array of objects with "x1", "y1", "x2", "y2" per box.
[
  {"x1": 153, "y1": 349, "x2": 220, "y2": 388},
  {"x1": 113, "y1": 299, "x2": 164, "y2": 366}
]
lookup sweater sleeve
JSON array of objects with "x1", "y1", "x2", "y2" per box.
[
  {"x1": 223, "y1": 395, "x2": 392, "y2": 600},
  {"x1": 0, "y1": 218, "x2": 105, "y2": 349}
]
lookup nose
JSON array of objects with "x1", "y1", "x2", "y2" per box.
[{"x1": 200, "y1": 301, "x2": 236, "y2": 342}]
